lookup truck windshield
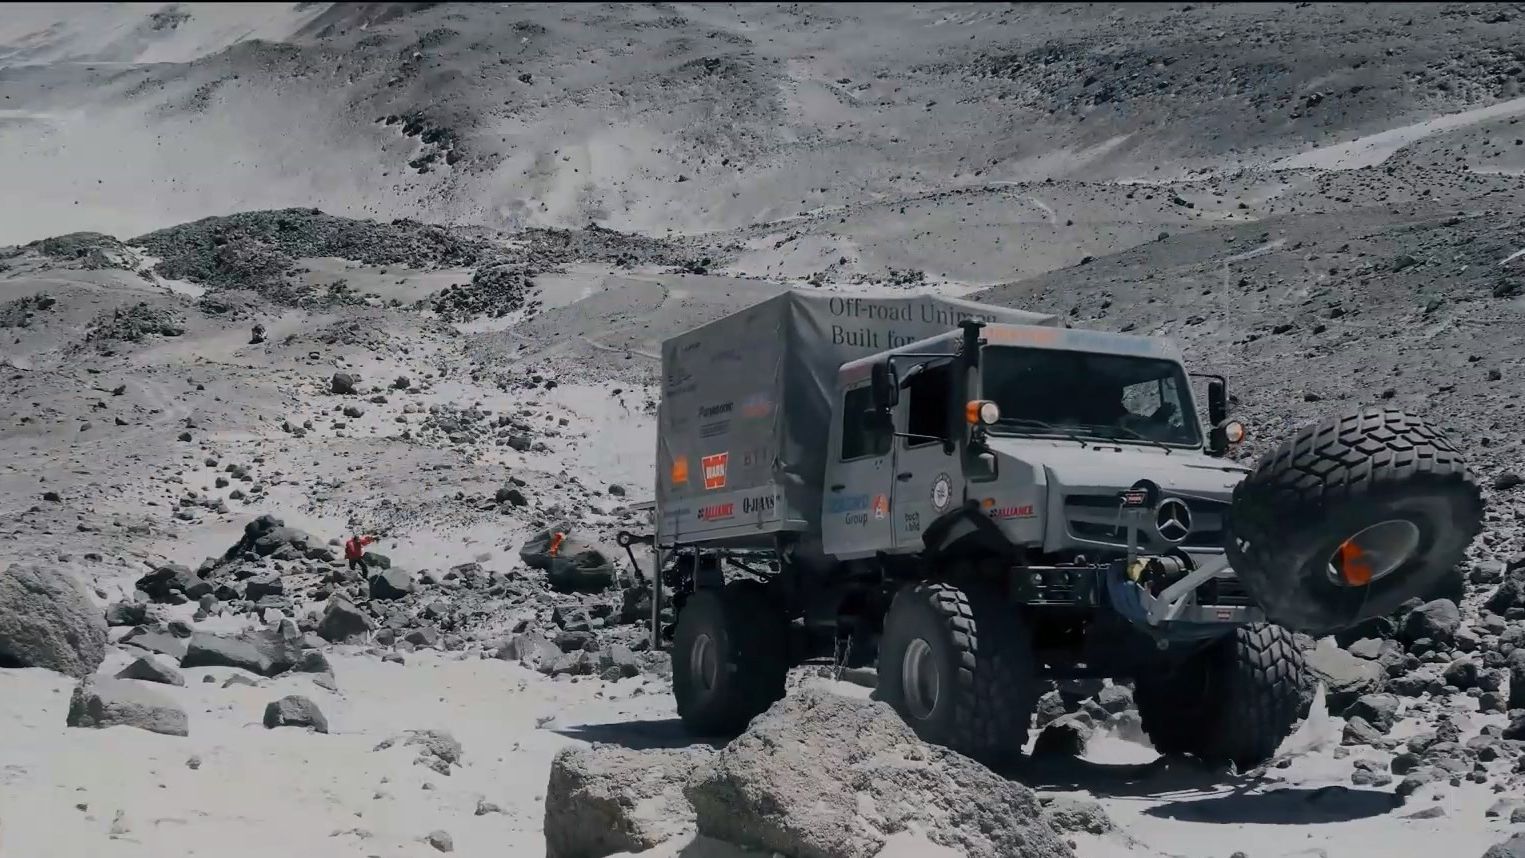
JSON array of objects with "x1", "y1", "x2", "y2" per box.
[{"x1": 981, "y1": 346, "x2": 1201, "y2": 447}]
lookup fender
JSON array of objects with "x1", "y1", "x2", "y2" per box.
[{"x1": 921, "y1": 500, "x2": 1018, "y2": 567}]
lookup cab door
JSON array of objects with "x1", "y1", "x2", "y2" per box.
[
  {"x1": 892, "y1": 361, "x2": 961, "y2": 550},
  {"x1": 821, "y1": 382, "x2": 896, "y2": 559}
]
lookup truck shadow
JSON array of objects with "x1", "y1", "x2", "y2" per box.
[
  {"x1": 553, "y1": 718, "x2": 725, "y2": 751},
  {"x1": 1011, "y1": 755, "x2": 1399, "y2": 824}
]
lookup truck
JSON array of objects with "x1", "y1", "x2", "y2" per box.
[{"x1": 618, "y1": 289, "x2": 1485, "y2": 769}]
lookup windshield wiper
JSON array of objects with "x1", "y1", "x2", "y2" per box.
[
  {"x1": 1086, "y1": 422, "x2": 1174, "y2": 454},
  {"x1": 995, "y1": 417, "x2": 1089, "y2": 448}
]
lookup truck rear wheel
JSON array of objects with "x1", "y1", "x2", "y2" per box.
[
  {"x1": 1134, "y1": 624, "x2": 1306, "y2": 770},
  {"x1": 1227, "y1": 407, "x2": 1484, "y2": 637},
  {"x1": 876, "y1": 581, "x2": 1037, "y2": 767},
  {"x1": 672, "y1": 584, "x2": 789, "y2": 736}
]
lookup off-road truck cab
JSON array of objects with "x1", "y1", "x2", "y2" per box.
[{"x1": 621, "y1": 290, "x2": 1483, "y2": 769}]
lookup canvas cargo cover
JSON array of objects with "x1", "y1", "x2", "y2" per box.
[{"x1": 656, "y1": 290, "x2": 1058, "y2": 544}]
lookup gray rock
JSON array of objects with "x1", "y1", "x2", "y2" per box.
[
  {"x1": 1401, "y1": 600, "x2": 1461, "y2": 645},
  {"x1": 1342, "y1": 716, "x2": 1384, "y2": 746},
  {"x1": 1094, "y1": 683, "x2": 1134, "y2": 715},
  {"x1": 1308, "y1": 641, "x2": 1388, "y2": 714},
  {"x1": 1034, "y1": 690, "x2": 1068, "y2": 727},
  {"x1": 1041, "y1": 794, "x2": 1113, "y2": 835},
  {"x1": 544, "y1": 743, "x2": 712, "y2": 858},
  {"x1": 67, "y1": 678, "x2": 188, "y2": 736},
  {"x1": 244, "y1": 575, "x2": 284, "y2": 600},
  {"x1": 685, "y1": 689, "x2": 1071, "y2": 858},
  {"x1": 424, "y1": 829, "x2": 453, "y2": 853},
  {"x1": 263, "y1": 695, "x2": 328, "y2": 732},
  {"x1": 105, "y1": 600, "x2": 148, "y2": 627},
  {"x1": 116, "y1": 655, "x2": 185, "y2": 687},
  {"x1": 1508, "y1": 650, "x2": 1525, "y2": 710},
  {"x1": 1484, "y1": 833, "x2": 1525, "y2": 858},
  {"x1": 369, "y1": 568, "x2": 413, "y2": 600},
  {"x1": 1034, "y1": 714, "x2": 1092, "y2": 757},
  {"x1": 597, "y1": 645, "x2": 641, "y2": 679},
  {"x1": 0, "y1": 562, "x2": 107, "y2": 677},
  {"x1": 1346, "y1": 693, "x2": 1400, "y2": 733},
  {"x1": 296, "y1": 650, "x2": 332, "y2": 674},
  {"x1": 317, "y1": 596, "x2": 375, "y2": 644},
  {"x1": 122, "y1": 629, "x2": 189, "y2": 660},
  {"x1": 182, "y1": 629, "x2": 302, "y2": 677},
  {"x1": 331, "y1": 372, "x2": 357, "y2": 394},
  {"x1": 1443, "y1": 659, "x2": 1481, "y2": 690}
]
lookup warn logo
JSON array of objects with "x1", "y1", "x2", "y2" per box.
[
  {"x1": 702, "y1": 453, "x2": 728, "y2": 490},
  {"x1": 698, "y1": 502, "x2": 735, "y2": 521}
]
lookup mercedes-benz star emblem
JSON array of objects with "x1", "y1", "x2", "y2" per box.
[{"x1": 1155, "y1": 498, "x2": 1192, "y2": 543}]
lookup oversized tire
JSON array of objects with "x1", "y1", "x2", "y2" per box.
[
  {"x1": 1227, "y1": 407, "x2": 1484, "y2": 637},
  {"x1": 1134, "y1": 623, "x2": 1307, "y2": 770},
  {"x1": 876, "y1": 581, "x2": 1037, "y2": 767},
  {"x1": 672, "y1": 583, "x2": 789, "y2": 736}
]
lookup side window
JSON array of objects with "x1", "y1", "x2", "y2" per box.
[
  {"x1": 841, "y1": 386, "x2": 890, "y2": 460},
  {"x1": 1122, "y1": 378, "x2": 1162, "y2": 419},
  {"x1": 905, "y1": 364, "x2": 953, "y2": 447},
  {"x1": 1158, "y1": 376, "x2": 1185, "y2": 429}
]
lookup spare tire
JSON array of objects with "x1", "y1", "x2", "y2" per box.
[{"x1": 1226, "y1": 407, "x2": 1483, "y2": 637}]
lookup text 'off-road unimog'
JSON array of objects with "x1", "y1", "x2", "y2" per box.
[{"x1": 618, "y1": 290, "x2": 1484, "y2": 769}]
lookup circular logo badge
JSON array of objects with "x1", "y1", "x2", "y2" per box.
[
  {"x1": 931, "y1": 473, "x2": 952, "y2": 512},
  {"x1": 1155, "y1": 498, "x2": 1193, "y2": 543}
]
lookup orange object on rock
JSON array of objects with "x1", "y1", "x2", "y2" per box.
[{"x1": 548, "y1": 531, "x2": 567, "y2": 557}]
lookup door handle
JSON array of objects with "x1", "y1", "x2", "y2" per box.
[
  {"x1": 896, "y1": 473, "x2": 913, "y2": 482},
  {"x1": 829, "y1": 484, "x2": 845, "y2": 492}
]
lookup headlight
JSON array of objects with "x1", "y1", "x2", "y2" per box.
[{"x1": 966, "y1": 400, "x2": 1001, "y2": 425}]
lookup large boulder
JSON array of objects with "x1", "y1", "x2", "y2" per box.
[
  {"x1": 1484, "y1": 833, "x2": 1525, "y2": 858},
  {"x1": 116, "y1": 655, "x2": 186, "y2": 687},
  {"x1": 0, "y1": 562, "x2": 107, "y2": 677},
  {"x1": 316, "y1": 596, "x2": 376, "y2": 643},
  {"x1": 369, "y1": 567, "x2": 414, "y2": 600},
  {"x1": 520, "y1": 527, "x2": 615, "y2": 594},
  {"x1": 1508, "y1": 650, "x2": 1525, "y2": 711},
  {"x1": 263, "y1": 695, "x2": 329, "y2": 732},
  {"x1": 1307, "y1": 639, "x2": 1388, "y2": 715},
  {"x1": 182, "y1": 628, "x2": 303, "y2": 676},
  {"x1": 1400, "y1": 599, "x2": 1461, "y2": 645},
  {"x1": 545, "y1": 744, "x2": 713, "y2": 858},
  {"x1": 686, "y1": 689, "x2": 1072, "y2": 858},
  {"x1": 67, "y1": 679, "x2": 188, "y2": 737}
]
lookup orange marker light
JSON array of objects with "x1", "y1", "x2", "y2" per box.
[{"x1": 1337, "y1": 539, "x2": 1373, "y2": 586}]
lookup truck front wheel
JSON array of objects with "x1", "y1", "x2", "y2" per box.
[
  {"x1": 1133, "y1": 623, "x2": 1307, "y2": 770},
  {"x1": 876, "y1": 581, "x2": 1037, "y2": 767},
  {"x1": 672, "y1": 584, "x2": 789, "y2": 736}
]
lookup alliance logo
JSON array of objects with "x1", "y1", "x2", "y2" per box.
[{"x1": 698, "y1": 502, "x2": 735, "y2": 522}]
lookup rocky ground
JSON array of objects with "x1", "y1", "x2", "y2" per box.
[{"x1": 3, "y1": 3, "x2": 1525, "y2": 858}]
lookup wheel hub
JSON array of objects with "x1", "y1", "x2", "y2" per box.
[
  {"x1": 1327, "y1": 519, "x2": 1422, "y2": 586},
  {"x1": 691, "y1": 633, "x2": 719, "y2": 692},
  {"x1": 901, "y1": 638, "x2": 941, "y2": 721}
]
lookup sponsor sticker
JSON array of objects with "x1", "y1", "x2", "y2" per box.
[
  {"x1": 740, "y1": 392, "x2": 773, "y2": 419},
  {"x1": 931, "y1": 473, "x2": 952, "y2": 512},
  {"x1": 670, "y1": 455, "x2": 689, "y2": 486},
  {"x1": 987, "y1": 503, "x2": 1036, "y2": 520},
  {"x1": 702, "y1": 453, "x2": 729, "y2": 490},
  {"x1": 828, "y1": 494, "x2": 871, "y2": 514},
  {"x1": 742, "y1": 492, "x2": 777, "y2": 517},
  {"x1": 698, "y1": 502, "x2": 735, "y2": 522},
  {"x1": 699, "y1": 401, "x2": 733, "y2": 438},
  {"x1": 872, "y1": 494, "x2": 890, "y2": 520}
]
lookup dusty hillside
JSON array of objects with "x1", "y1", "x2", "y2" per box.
[{"x1": 3, "y1": 3, "x2": 1525, "y2": 858}]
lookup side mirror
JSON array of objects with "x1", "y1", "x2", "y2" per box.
[
  {"x1": 870, "y1": 362, "x2": 899, "y2": 411},
  {"x1": 1207, "y1": 378, "x2": 1228, "y2": 427}
]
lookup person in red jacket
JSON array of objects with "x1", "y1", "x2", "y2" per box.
[{"x1": 345, "y1": 534, "x2": 378, "y2": 574}]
